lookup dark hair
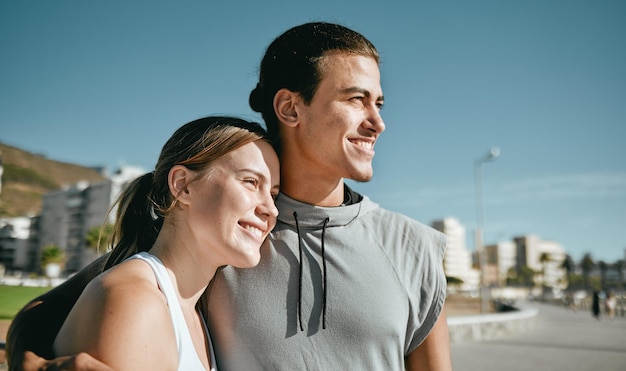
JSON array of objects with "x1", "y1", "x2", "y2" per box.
[
  {"x1": 103, "y1": 116, "x2": 269, "y2": 270},
  {"x1": 249, "y1": 22, "x2": 379, "y2": 152}
]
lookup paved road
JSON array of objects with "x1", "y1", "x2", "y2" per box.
[{"x1": 451, "y1": 302, "x2": 626, "y2": 371}]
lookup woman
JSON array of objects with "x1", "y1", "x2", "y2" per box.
[{"x1": 52, "y1": 116, "x2": 280, "y2": 371}]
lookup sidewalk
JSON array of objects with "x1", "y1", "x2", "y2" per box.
[{"x1": 451, "y1": 302, "x2": 626, "y2": 371}]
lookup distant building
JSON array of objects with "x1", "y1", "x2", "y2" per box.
[
  {"x1": 513, "y1": 235, "x2": 567, "y2": 289},
  {"x1": 485, "y1": 240, "x2": 516, "y2": 286},
  {"x1": 107, "y1": 165, "x2": 146, "y2": 223},
  {"x1": 431, "y1": 216, "x2": 570, "y2": 293},
  {"x1": 432, "y1": 217, "x2": 480, "y2": 292},
  {"x1": 26, "y1": 215, "x2": 41, "y2": 272},
  {"x1": 0, "y1": 217, "x2": 32, "y2": 272},
  {"x1": 35, "y1": 166, "x2": 144, "y2": 273},
  {"x1": 39, "y1": 180, "x2": 112, "y2": 272}
]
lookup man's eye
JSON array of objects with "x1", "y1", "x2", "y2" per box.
[{"x1": 244, "y1": 178, "x2": 259, "y2": 187}]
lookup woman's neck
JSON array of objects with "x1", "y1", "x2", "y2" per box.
[{"x1": 149, "y1": 228, "x2": 217, "y2": 308}]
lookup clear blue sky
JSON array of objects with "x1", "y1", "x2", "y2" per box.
[{"x1": 1, "y1": 0, "x2": 625, "y2": 263}]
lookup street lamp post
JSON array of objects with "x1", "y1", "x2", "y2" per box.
[{"x1": 474, "y1": 147, "x2": 500, "y2": 314}]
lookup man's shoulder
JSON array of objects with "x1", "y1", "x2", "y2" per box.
[
  {"x1": 361, "y1": 208, "x2": 445, "y2": 255},
  {"x1": 360, "y1": 201, "x2": 447, "y2": 277},
  {"x1": 361, "y1": 199, "x2": 441, "y2": 236}
]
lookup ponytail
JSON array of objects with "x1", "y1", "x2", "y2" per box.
[{"x1": 104, "y1": 172, "x2": 162, "y2": 270}]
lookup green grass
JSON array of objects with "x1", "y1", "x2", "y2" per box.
[{"x1": 0, "y1": 285, "x2": 50, "y2": 319}]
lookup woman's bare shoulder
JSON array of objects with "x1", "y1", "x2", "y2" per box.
[{"x1": 56, "y1": 258, "x2": 177, "y2": 370}]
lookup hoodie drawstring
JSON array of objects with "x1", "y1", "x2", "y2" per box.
[
  {"x1": 293, "y1": 211, "x2": 329, "y2": 331},
  {"x1": 294, "y1": 211, "x2": 305, "y2": 332},
  {"x1": 321, "y1": 217, "x2": 329, "y2": 329}
]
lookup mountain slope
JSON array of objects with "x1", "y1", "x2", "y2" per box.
[{"x1": 0, "y1": 142, "x2": 106, "y2": 217}]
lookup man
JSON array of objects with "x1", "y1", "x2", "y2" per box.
[{"x1": 7, "y1": 22, "x2": 452, "y2": 370}]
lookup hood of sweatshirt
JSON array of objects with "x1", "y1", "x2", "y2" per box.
[{"x1": 275, "y1": 191, "x2": 378, "y2": 229}]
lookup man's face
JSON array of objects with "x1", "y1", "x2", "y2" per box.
[{"x1": 294, "y1": 53, "x2": 385, "y2": 183}]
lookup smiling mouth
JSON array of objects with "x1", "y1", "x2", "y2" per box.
[
  {"x1": 241, "y1": 224, "x2": 264, "y2": 239},
  {"x1": 349, "y1": 139, "x2": 375, "y2": 151}
]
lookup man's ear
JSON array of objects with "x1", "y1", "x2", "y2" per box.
[
  {"x1": 273, "y1": 88, "x2": 300, "y2": 128},
  {"x1": 168, "y1": 165, "x2": 192, "y2": 206}
]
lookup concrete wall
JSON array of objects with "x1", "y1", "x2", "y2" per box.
[{"x1": 447, "y1": 304, "x2": 538, "y2": 344}]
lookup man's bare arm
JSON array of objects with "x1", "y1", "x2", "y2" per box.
[{"x1": 405, "y1": 308, "x2": 453, "y2": 371}]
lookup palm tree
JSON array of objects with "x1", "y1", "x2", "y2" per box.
[
  {"x1": 561, "y1": 254, "x2": 575, "y2": 290},
  {"x1": 85, "y1": 223, "x2": 114, "y2": 253},
  {"x1": 539, "y1": 252, "x2": 552, "y2": 288},
  {"x1": 40, "y1": 244, "x2": 65, "y2": 282},
  {"x1": 580, "y1": 253, "x2": 595, "y2": 290},
  {"x1": 615, "y1": 260, "x2": 625, "y2": 290},
  {"x1": 598, "y1": 261, "x2": 607, "y2": 291},
  {"x1": 506, "y1": 265, "x2": 536, "y2": 287}
]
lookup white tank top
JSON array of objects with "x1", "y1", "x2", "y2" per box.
[{"x1": 128, "y1": 252, "x2": 217, "y2": 371}]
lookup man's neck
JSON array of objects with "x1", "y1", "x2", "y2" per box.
[{"x1": 280, "y1": 176, "x2": 345, "y2": 206}]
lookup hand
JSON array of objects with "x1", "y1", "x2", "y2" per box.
[{"x1": 22, "y1": 351, "x2": 114, "y2": 371}]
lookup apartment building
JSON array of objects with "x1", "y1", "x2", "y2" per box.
[
  {"x1": 39, "y1": 180, "x2": 112, "y2": 272},
  {"x1": 513, "y1": 235, "x2": 567, "y2": 289},
  {"x1": 36, "y1": 166, "x2": 144, "y2": 273},
  {"x1": 0, "y1": 216, "x2": 32, "y2": 272},
  {"x1": 432, "y1": 217, "x2": 480, "y2": 292},
  {"x1": 485, "y1": 240, "x2": 516, "y2": 286}
]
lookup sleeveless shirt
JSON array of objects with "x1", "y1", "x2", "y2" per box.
[{"x1": 129, "y1": 252, "x2": 217, "y2": 371}]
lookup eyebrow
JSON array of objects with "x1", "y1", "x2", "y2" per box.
[{"x1": 240, "y1": 168, "x2": 267, "y2": 180}]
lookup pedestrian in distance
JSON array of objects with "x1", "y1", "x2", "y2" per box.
[
  {"x1": 605, "y1": 291, "x2": 617, "y2": 320},
  {"x1": 592, "y1": 290, "x2": 601, "y2": 320}
]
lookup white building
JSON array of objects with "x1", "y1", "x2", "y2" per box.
[
  {"x1": 432, "y1": 217, "x2": 480, "y2": 292},
  {"x1": 513, "y1": 235, "x2": 567, "y2": 289},
  {"x1": 107, "y1": 165, "x2": 146, "y2": 222},
  {"x1": 0, "y1": 217, "x2": 32, "y2": 272},
  {"x1": 485, "y1": 240, "x2": 516, "y2": 286}
]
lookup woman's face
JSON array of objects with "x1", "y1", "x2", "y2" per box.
[{"x1": 184, "y1": 140, "x2": 279, "y2": 268}]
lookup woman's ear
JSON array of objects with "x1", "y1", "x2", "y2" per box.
[
  {"x1": 273, "y1": 88, "x2": 300, "y2": 128},
  {"x1": 168, "y1": 165, "x2": 192, "y2": 206}
]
